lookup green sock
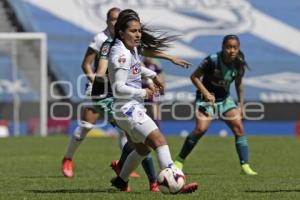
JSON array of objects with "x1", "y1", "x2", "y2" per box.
[
  {"x1": 235, "y1": 135, "x2": 249, "y2": 164},
  {"x1": 178, "y1": 134, "x2": 200, "y2": 160}
]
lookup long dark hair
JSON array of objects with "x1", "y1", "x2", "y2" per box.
[
  {"x1": 222, "y1": 34, "x2": 249, "y2": 76},
  {"x1": 114, "y1": 9, "x2": 175, "y2": 52}
]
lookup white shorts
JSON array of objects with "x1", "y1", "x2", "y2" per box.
[{"x1": 114, "y1": 101, "x2": 158, "y2": 143}]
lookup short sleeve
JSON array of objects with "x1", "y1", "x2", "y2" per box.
[
  {"x1": 99, "y1": 41, "x2": 112, "y2": 60},
  {"x1": 111, "y1": 50, "x2": 131, "y2": 70},
  {"x1": 197, "y1": 56, "x2": 211, "y2": 73},
  {"x1": 89, "y1": 34, "x2": 102, "y2": 52}
]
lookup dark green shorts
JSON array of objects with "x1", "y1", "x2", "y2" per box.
[
  {"x1": 195, "y1": 95, "x2": 237, "y2": 116},
  {"x1": 93, "y1": 97, "x2": 115, "y2": 123}
]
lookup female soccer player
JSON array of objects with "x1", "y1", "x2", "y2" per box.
[
  {"x1": 61, "y1": 7, "x2": 121, "y2": 178},
  {"x1": 107, "y1": 9, "x2": 198, "y2": 193},
  {"x1": 174, "y1": 35, "x2": 257, "y2": 175},
  {"x1": 61, "y1": 8, "x2": 158, "y2": 191}
]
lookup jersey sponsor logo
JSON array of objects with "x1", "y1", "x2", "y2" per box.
[
  {"x1": 101, "y1": 43, "x2": 110, "y2": 56},
  {"x1": 131, "y1": 63, "x2": 141, "y2": 75},
  {"x1": 118, "y1": 54, "x2": 126, "y2": 64}
]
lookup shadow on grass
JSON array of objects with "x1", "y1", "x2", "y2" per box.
[
  {"x1": 184, "y1": 172, "x2": 216, "y2": 176},
  {"x1": 21, "y1": 176, "x2": 62, "y2": 179},
  {"x1": 26, "y1": 188, "x2": 141, "y2": 194},
  {"x1": 245, "y1": 189, "x2": 300, "y2": 193}
]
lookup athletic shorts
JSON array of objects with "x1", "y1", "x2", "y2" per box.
[
  {"x1": 195, "y1": 95, "x2": 237, "y2": 117},
  {"x1": 93, "y1": 97, "x2": 115, "y2": 124},
  {"x1": 113, "y1": 101, "x2": 158, "y2": 143}
]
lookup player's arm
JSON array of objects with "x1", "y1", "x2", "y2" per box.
[
  {"x1": 91, "y1": 41, "x2": 111, "y2": 97},
  {"x1": 235, "y1": 75, "x2": 244, "y2": 118},
  {"x1": 141, "y1": 66, "x2": 164, "y2": 95},
  {"x1": 95, "y1": 59, "x2": 108, "y2": 76},
  {"x1": 154, "y1": 62, "x2": 166, "y2": 88},
  {"x1": 190, "y1": 61, "x2": 215, "y2": 104},
  {"x1": 95, "y1": 41, "x2": 111, "y2": 77},
  {"x1": 81, "y1": 47, "x2": 97, "y2": 82},
  {"x1": 141, "y1": 50, "x2": 191, "y2": 68}
]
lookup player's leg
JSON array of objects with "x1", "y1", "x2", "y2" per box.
[
  {"x1": 145, "y1": 129, "x2": 198, "y2": 193},
  {"x1": 62, "y1": 108, "x2": 98, "y2": 177},
  {"x1": 111, "y1": 108, "x2": 197, "y2": 193},
  {"x1": 174, "y1": 108, "x2": 212, "y2": 170},
  {"x1": 114, "y1": 130, "x2": 140, "y2": 177},
  {"x1": 111, "y1": 142, "x2": 150, "y2": 192},
  {"x1": 112, "y1": 130, "x2": 159, "y2": 191},
  {"x1": 223, "y1": 108, "x2": 257, "y2": 175}
]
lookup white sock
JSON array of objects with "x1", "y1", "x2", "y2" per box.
[
  {"x1": 119, "y1": 150, "x2": 145, "y2": 182},
  {"x1": 155, "y1": 145, "x2": 174, "y2": 169},
  {"x1": 64, "y1": 126, "x2": 91, "y2": 159}
]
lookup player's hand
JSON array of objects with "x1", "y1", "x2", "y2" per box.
[
  {"x1": 145, "y1": 88, "x2": 155, "y2": 99},
  {"x1": 153, "y1": 76, "x2": 165, "y2": 95},
  {"x1": 171, "y1": 57, "x2": 192, "y2": 68},
  {"x1": 204, "y1": 93, "x2": 215, "y2": 104},
  {"x1": 239, "y1": 106, "x2": 245, "y2": 119}
]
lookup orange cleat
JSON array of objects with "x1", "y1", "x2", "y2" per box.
[
  {"x1": 180, "y1": 182, "x2": 198, "y2": 194},
  {"x1": 110, "y1": 160, "x2": 120, "y2": 175},
  {"x1": 149, "y1": 181, "x2": 160, "y2": 192},
  {"x1": 129, "y1": 171, "x2": 140, "y2": 178},
  {"x1": 62, "y1": 158, "x2": 73, "y2": 178}
]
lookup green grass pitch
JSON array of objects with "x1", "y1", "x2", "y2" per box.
[{"x1": 0, "y1": 136, "x2": 300, "y2": 200}]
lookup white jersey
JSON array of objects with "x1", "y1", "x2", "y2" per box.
[
  {"x1": 85, "y1": 29, "x2": 111, "y2": 96},
  {"x1": 108, "y1": 39, "x2": 156, "y2": 104},
  {"x1": 108, "y1": 39, "x2": 158, "y2": 143},
  {"x1": 88, "y1": 29, "x2": 111, "y2": 52}
]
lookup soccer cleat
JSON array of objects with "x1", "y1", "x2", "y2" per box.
[
  {"x1": 241, "y1": 164, "x2": 258, "y2": 175},
  {"x1": 110, "y1": 160, "x2": 140, "y2": 178},
  {"x1": 110, "y1": 160, "x2": 121, "y2": 175},
  {"x1": 149, "y1": 181, "x2": 160, "y2": 192},
  {"x1": 129, "y1": 171, "x2": 140, "y2": 178},
  {"x1": 111, "y1": 176, "x2": 131, "y2": 192},
  {"x1": 180, "y1": 182, "x2": 198, "y2": 194},
  {"x1": 62, "y1": 158, "x2": 73, "y2": 178},
  {"x1": 174, "y1": 157, "x2": 184, "y2": 170}
]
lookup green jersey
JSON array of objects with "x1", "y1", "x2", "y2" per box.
[{"x1": 196, "y1": 52, "x2": 244, "y2": 101}]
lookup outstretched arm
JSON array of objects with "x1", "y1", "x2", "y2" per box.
[{"x1": 142, "y1": 50, "x2": 191, "y2": 68}]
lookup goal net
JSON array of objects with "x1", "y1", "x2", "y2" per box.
[{"x1": 0, "y1": 33, "x2": 47, "y2": 136}]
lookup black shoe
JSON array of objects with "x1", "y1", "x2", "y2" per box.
[{"x1": 110, "y1": 176, "x2": 131, "y2": 192}]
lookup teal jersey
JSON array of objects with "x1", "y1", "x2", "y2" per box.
[{"x1": 196, "y1": 52, "x2": 244, "y2": 101}]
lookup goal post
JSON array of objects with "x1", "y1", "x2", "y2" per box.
[{"x1": 0, "y1": 33, "x2": 48, "y2": 136}]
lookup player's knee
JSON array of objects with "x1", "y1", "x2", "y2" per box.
[
  {"x1": 135, "y1": 144, "x2": 151, "y2": 156},
  {"x1": 145, "y1": 130, "x2": 167, "y2": 149},
  {"x1": 83, "y1": 108, "x2": 98, "y2": 124},
  {"x1": 233, "y1": 123, "x2": 244, "y2": 136},
  {"x1": 193, "y1": 127, "x2": 207, "y2": 136}
]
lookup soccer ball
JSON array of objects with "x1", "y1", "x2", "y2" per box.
[{"x1": 157, "y1": 166, "x2": 186, "y2": 194}]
